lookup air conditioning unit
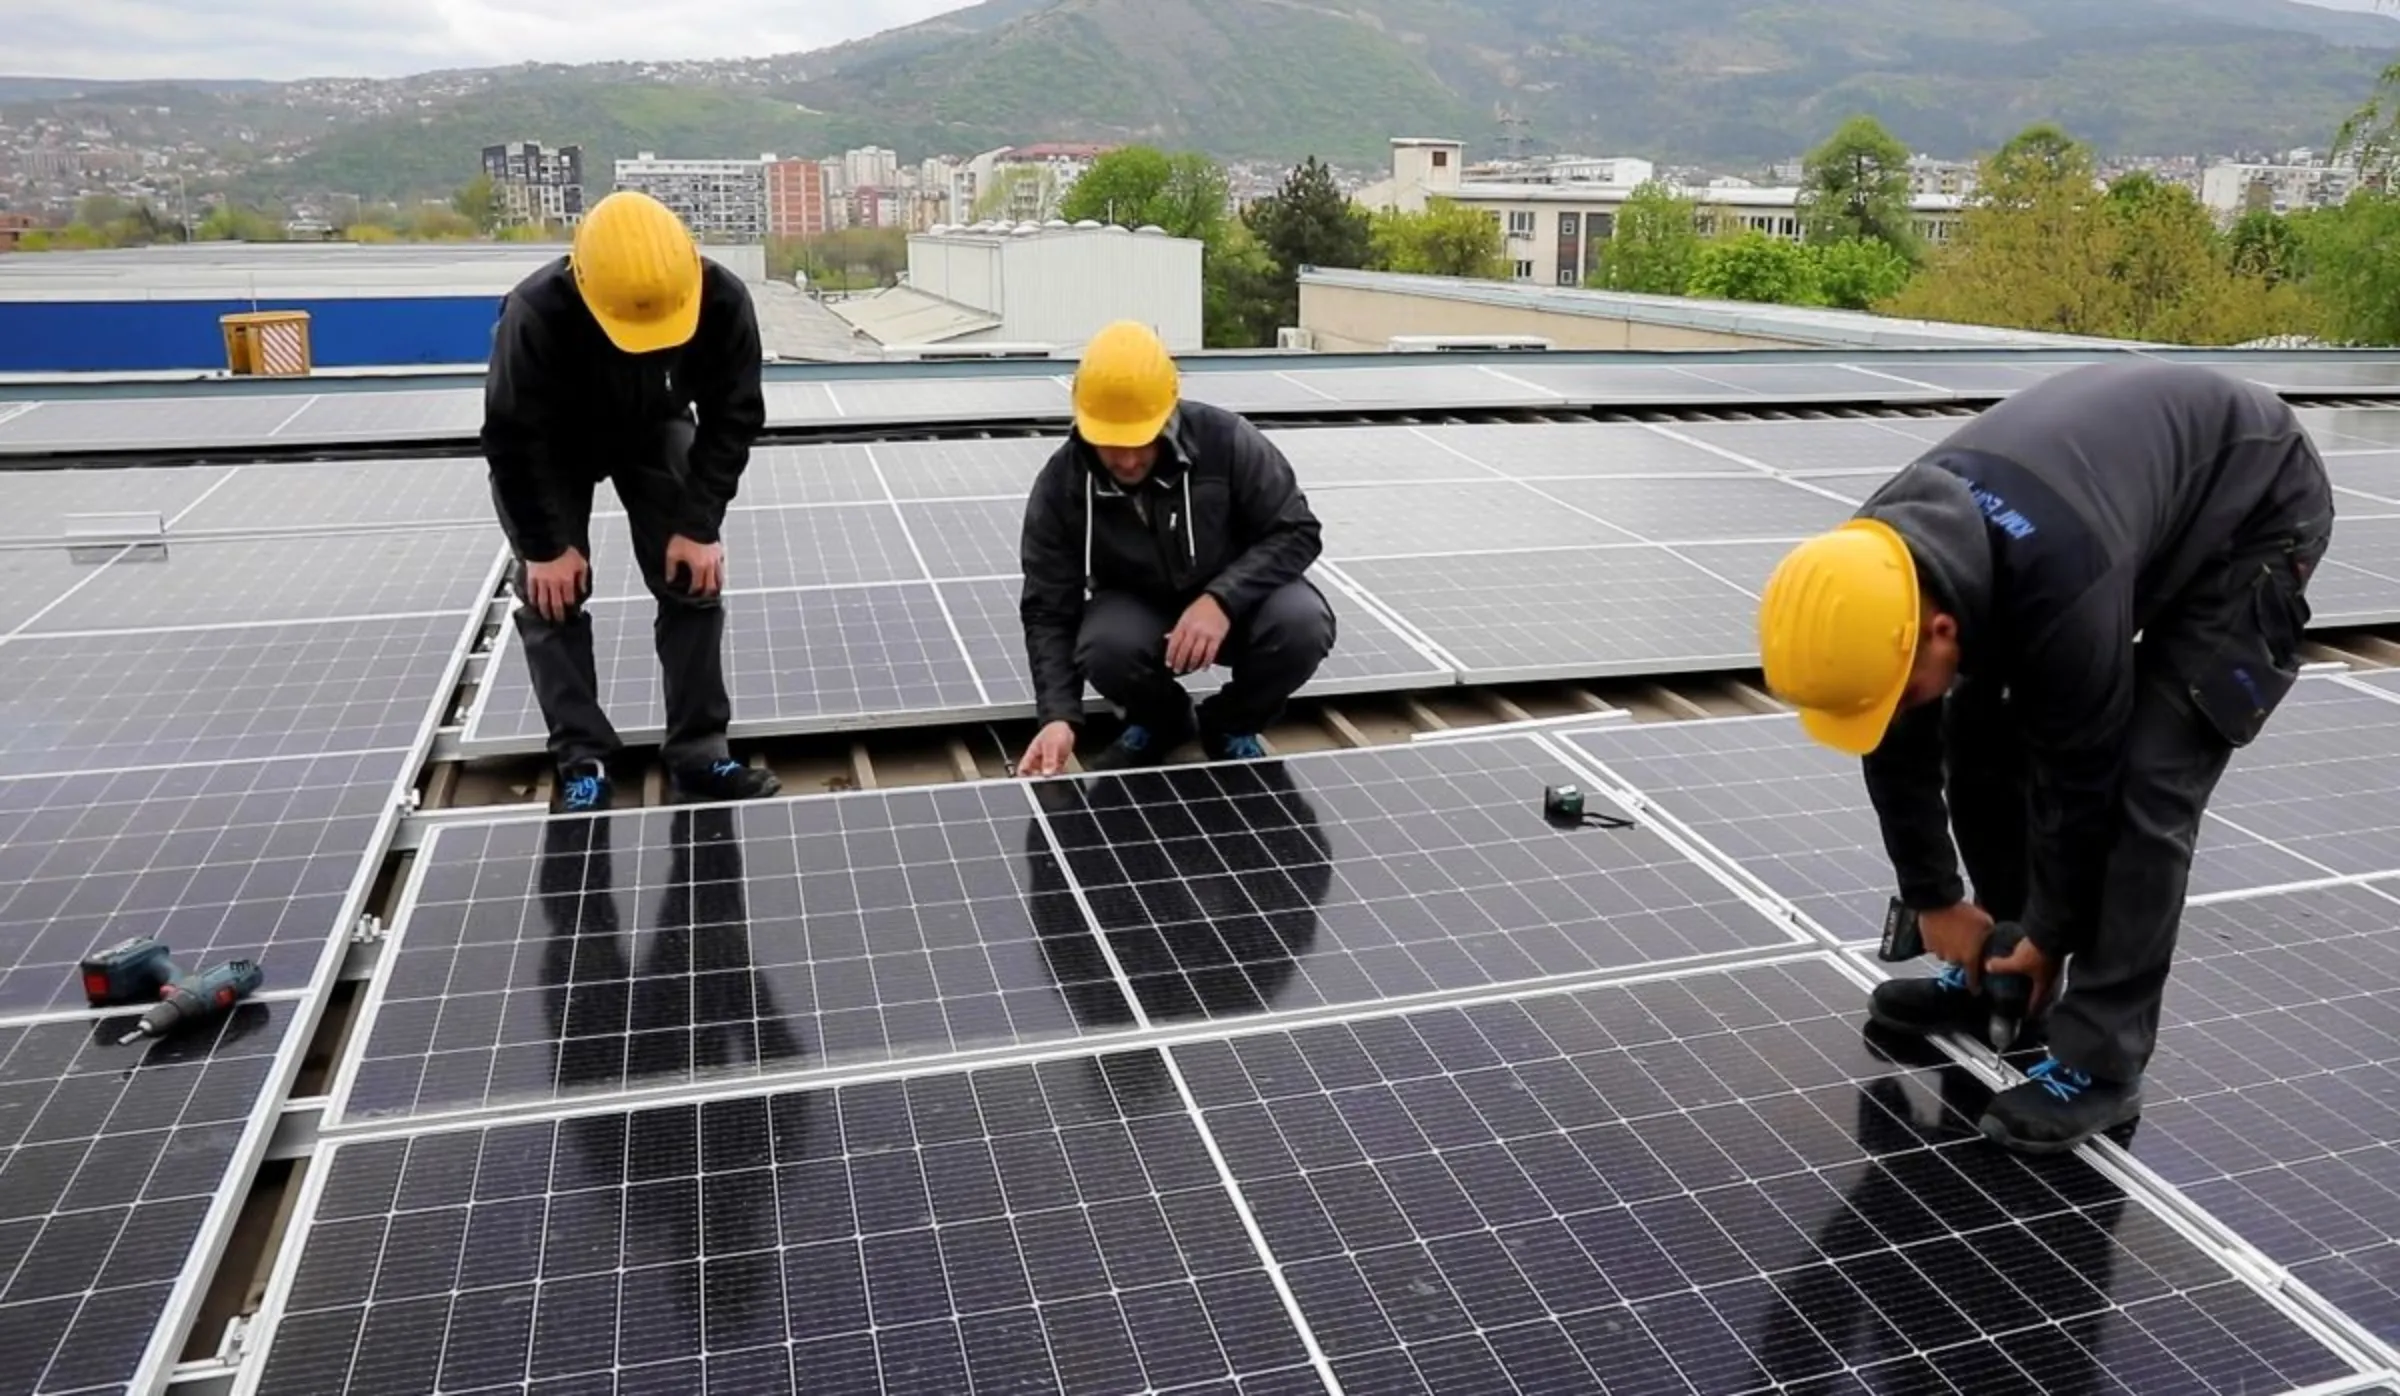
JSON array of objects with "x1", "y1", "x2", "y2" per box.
[
  {"x1": 1275, "y1": 327, "x2": 1314, "y2": 350},
  {"x1": 1386, "y1": 334, "x2": 1553, "y2": 353},
  {"x1": 883, "y1": 341, "x2": 1059, "y2": 362}
]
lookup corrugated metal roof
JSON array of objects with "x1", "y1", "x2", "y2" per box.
[
  {"x1": 826, "y1": 286, "x2": 1001, "y2": 345},
  {"x1": 1296, "y1": 267, "x2": 2148, "y2": 350}
]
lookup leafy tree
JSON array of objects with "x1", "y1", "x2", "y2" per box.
[
  {"x1": 1688, "y1": 230, "x2": 1822, "y2": 304},
  {"x1": 1203, "y1": 217, "x2": 1284, "y2": 349},
  {"x1": 2294, "y1": 193, "x2": 2400, "y2": 343},
  {"x1": 2228, "y1": 208, "x2": 2305, "y2": 285},
  {"x1": 1366, "y1": 197, "x2": 1508, "y2": 278},
  {"x1": 196, "y1": 203, "x2": 284, "y2": 242},
  {"x1": 1057, "y1": 146, "x2": 1230, "y2": 242},
  {"x1": 1588, "y1": 180, "x2": 1701, "y2": 294},
  {"x1": 1812, "y1": 237, "x2": 1915, "y2": 310},
  {"x1": 1246, "y1": 156, "x2": 1371, "y2": 329},
  {"x1": 451, "y1": 173, "x2": 502, "y2": 234},
  {"x1": 1798, "y1": 114, "x2": 1920, "y2": 261},
  {"x1": 971, "y1": 165, "x2": 1056, "y2": 221},
  {"x1": 2334, "y1": 59, "x2": 2400, "y2": 189}
]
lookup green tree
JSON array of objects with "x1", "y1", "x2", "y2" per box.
[
  {"x1": 2228, "y1": 208, "x2": 2305, "y2": 285},
  {"x1": 1798, "y1": 114, "x2": 1921, "y2": 260},
  {"x1": 1366, "y1": 197, "x2": 1509, "y2": 278},
  {"x1": 1246, "y1": 156, "x2": 1371, "y2": 329},
  {"x1": 2335, "y1": 59, "x2": 2400, "y2": 189},
  {"x1": 452, "y1": 173, "x2": 502, "y2": 234},
  {"x1": 1203, "y1": 217, "x2": 1285, "y2": 349},
  {"x1": 196, "y1": 203, "x2": 284, "y2": 242},
  {"x1": 1589, "y1": 180, "x2": 1702, "y2": 294},
  {"x1": 1057, "y1": 146, "x2": 1230, "y2": 242},
  {"x1": 2295, "y1": 193, "x2": 2400, "y2": 343},
  {"x1": 1687, "y1": 230, "x2": 1823, "y2": 304},
  {"x1": 1812, "y1": 237, "x2": 1915, "y2": 310}
]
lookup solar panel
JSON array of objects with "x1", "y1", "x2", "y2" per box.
[
  {"x1": 1483, "y1": 362, "x2": 1780, "y2": 402},
  {"x1": 2116, "y1": 880, "x2": 2400, "y2": 1344},
  {"x1": 0, "y1": 396, "x2": 314, "y2": 453},
  {"x1": 331, "y1": 788, "x2": 1121, "y2": 1122},
  {"x1": 461, "y1": 585, "x2": 989, "y2": 756},
  {"x1": 2326, "y1": 451, "x2": 2400, "y2": 504},
  {"x1": 759, "y1": 380, "x2": 841, "y2": 424},
  {"x1": 262, "y1": 1050, "x2": 1325, "y2": 1394},
  {"x1": 1180, "y1": 370, "x2": 1355, "y2": 412},
  {"x1": 1276, "y1": 364, "x2": 1561, "y2": 409},
  {"x1": 0, "y1": 545, "x2": 117, "y2": 634},
  {"x1": 172, "y1": 457, "x2": 490, "y2": 534},
  {"x1": 1779, "y1": 470, "x2": 1899, "y2": 506},
  {"x1": 1556, "y1": 712, "x2": 2332, "y2": 946},
  {"x1": 1172, "y1": 955, "x2": 2359, "y2": 1395},
  {"x1": 2214, "y1": 358, "x2": 2400, "y2": 393},
  {"x1": 870, "y1": 437, "x2": 1056, "y2": 500},
  {"x1": 2325, "y1": 515, "x2": 2400, "y2": 585},
  {"x1": 1316, "y1": 481, "x2": 1636, "y2": 557},
  {"x1": 1531, "y1": 475, "x2": 1856, "y2": 542},
  {"x1": 1037, "y1": 739, "x2": 1795, "y2": 1029},
  {"x1": 1666, "y1": 419, "x2": 1933, "y2": 475},
  {"x1": 2304, "y1": 559, "x2": 2400, "y2": 626},
  {"x1": 0, "y1": 1000, "x2": 294, "y2": 1396},
  {"x1": 22, "y1": 527, "x2": 503, "y2": 633},
  {"x1": 896, "y1": 497, "x2": 1024, "y2": 579},
  {"x1": 1673, "y1": 362, "x2": 1938, "y2": 399},
  {"x1": 2298, "y1": 407, "x2": 2400, "y2": 450},
  {"x1": 587, "y1": 504, "x2": 920, "y2": 599},
  {"x1": 1426, "y1": 422, "x2": 1765, "y2": 479},
  {"x1": 1340, "y1": 546, "x2": 1760, "y2": 682},
  {"x1": 0, "y1": 464, "x2": 232, "y2": 543},
  {"x1": 938, "y1": 576, "x2": 1036, "y2": 709},
  {"x1": 1268, "y1": 425, "x2": 1505, "y2": 487},
  {"x1": 1669, "y1": 538, "x2": 1808, "y2": 597},
  {"x1": 719, "y1": 444, "x2": 888, "y2": 508},
  {"x1": 2206, "y1": 677, "x2": 2400, "y2": 876},
  {"x1": 0, "y1": 613, "x2": 463, "y2": 776},
  {"x1": 1872, "y1": 412, "x2": 1983, "y2": 443},
  {"x1": 0, "y1": 748, "x2": 407, "y2": 1014},
  {"x1": 267, "y1": 389, "x2": 484, "y2": 441},
  {"x1": 830, "y1": 375, "x2": 1069, "y2": 423}
]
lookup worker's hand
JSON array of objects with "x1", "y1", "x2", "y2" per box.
[
  {"x1": 1019, "y1": 721, "x2": 1076, "y2": 778},
  {"x1": 523, "y1": 548, "x2": 589, "y2": 623},
  {"x1": 665, "y1": 534, "x2": 724, "y2": 597},
  {"x1": 1165, "y1": 594, "x2": 1231, "y2": 675},
  {"x1": 1919, "y1": 901, "x2": 1997, "y2": 988},
  {"x1": 1985, "y1": 934, "x2": 2060, "y2": 1018}
]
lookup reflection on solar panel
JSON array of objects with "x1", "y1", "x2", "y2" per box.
[
  {"x1": 1341, "y1": 546, "x2": 1760, "y2": 681},
  {"x1": 587, "y1": 504, "x2": 921, "y2": 598},
  {"x1": 1277, "y1": 364, "x2": 1558, "y2": 409},
  {"x1": 0, "y1": 1002, "x2": 293, "y2": 1396},
  {"x1": 173, "y1": 457, "x2": 490, "y2": 533},
  {"x1": 1668, "y1": 418, "x2": 1932, "y2": 474},
  {"x1": 268, "y1": 1052, "x2": 1326, "y2": 1395},
  {"x1": 0, "y1": 614, "x2": 463, "y2": 776},
  {"x1": 269, "y1": 390, "x2": 484, "y2": 441},
  {"x1": 0, "y1": 749, "x2": 405, "y2": 1014},
  {"x1": 1670, "y1": 361, "x2": 1932, "y2": 399},
  {"x1": 334, "y1": 789, "x2": 1112, "y2": 1122},
  {"x1": 0, "y1": 396, "x2": 309, "y2": 452},
  {"x1": 1872, "y1": 360, "x2": 2091, "y2": 394},
  {"x1": 2216, "y1": 359, "x2": 2400, "y2": 393},
  {"x1": 1173, "y1": 956, "x2": 2355, "y2": 1395},
  {"x1": 22, "y1": 527, "x2": 503, "y2": 633},
  {"x1": 0, "y1": 463, "x2": 232, "y2": 542},
  {"x1": 461, "y1": 584, "x2": 991, "y2": 755},
  {"x1": 2299, "y1": 407, "x2": 2400, "y2": 449}
]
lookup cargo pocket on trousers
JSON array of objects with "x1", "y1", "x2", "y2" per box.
[{"x1": 2186, "y1": 559, "x2": 2308, "y2": 749}]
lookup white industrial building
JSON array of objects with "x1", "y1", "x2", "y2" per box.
[
  {"x1": 827, "y1": 220, "x2": 1203, "y2": 354},
  {"x1": 612, "y1": 154, "x2": 771, "y2": 243},
  {"x1": 2199, "y1": 159, "x2": 2357, "y2": 218}
]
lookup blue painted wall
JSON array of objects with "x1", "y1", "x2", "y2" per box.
[{"x1": 0, "y1": 296, "x2": 505, "y2": 372}]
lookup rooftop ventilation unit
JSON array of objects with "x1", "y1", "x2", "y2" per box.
[{"x1": 1386, "y1": 334, "x2": 1554, "y2": 352}]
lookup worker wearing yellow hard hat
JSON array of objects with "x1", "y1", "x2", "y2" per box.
[
  {"x1": 483, "y1": 189, "x2": 777, "y2": 812},
  {"x1": 1015, "y1": 321, "x2": 1336, "y2": 777},
  {"x1": 1756, "y1": 359, "x2": 2334, "y2": 1157}
]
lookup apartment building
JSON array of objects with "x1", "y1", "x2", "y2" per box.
[
  {"x1": 613, "y1": 153, "x2": 770, "y2": 242},
  {"x1": 2199, "y1": 158, "x2": 2358, "y2": 217},
  {"x1": 481, "y1": 141, "x2": 584, "y2": 228},
  {"x1": 765, "y1": 157, "x2": 831, "y2": 239}
]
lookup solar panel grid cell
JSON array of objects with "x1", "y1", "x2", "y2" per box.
[{"x1": 23, "y1": 528, "x2": 503, "y2": 633}]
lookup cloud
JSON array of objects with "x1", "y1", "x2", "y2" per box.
[{"x1": 10, "y1": 0, "x2": 981, "y2": 81}]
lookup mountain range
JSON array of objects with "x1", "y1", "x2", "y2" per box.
[{"x1": 8, "y1": 0, "x2": 2398, "y2": 203}]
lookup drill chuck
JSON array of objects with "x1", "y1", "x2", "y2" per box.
[{"x1": 117, "y1": 959, "x2": 263, "y2": 1045}]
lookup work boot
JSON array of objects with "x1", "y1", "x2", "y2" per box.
[
  {"x1": 1085, "y1": 702, "x2": 1195, "y2": 773},
  {"x1": 1866, "y1": 964, "x2": 2049, "y2": 1056},
  {"x1": 1202, "y1": 730, "x2": 1267, "y2": 762},
  {"x1": 1979, "y1": 1057, "x2": 2143, "y2": 1155},
  {"x1": 669, "y1": 757, "x2": 781, "y2": 804},
  {"x1": 553, "y1": 760, "x2": 613, "y2": 814}
]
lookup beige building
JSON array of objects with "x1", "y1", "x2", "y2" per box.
[
  {"x1": 1295, "y1": 267, "x2": 2140, "y2": 353},
  {"x1": 831, "y1": 221, "x2": 1203, "y2": 352},
  {"x1": 1355, "y1": 138, "x2": 1965, "y2": 287}
]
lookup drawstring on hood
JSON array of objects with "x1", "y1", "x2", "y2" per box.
[
  {"x1": 1858, "y1": 456, "x2": 1998, "y2": 653},
  {"x1": 1078, "y1": 416, "x2": 1196, "y2": 598}
]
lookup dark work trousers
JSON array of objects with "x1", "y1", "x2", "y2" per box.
[
  {"x1": 1943, "y1": 468, "x2": 2334, "y2": 1083},
  {"x1": 492, "y1": 418, "x2": 732, "y2": 773},
  {"x1": 1075, "y1": 578, "x2": 1338, "y2": 736}
]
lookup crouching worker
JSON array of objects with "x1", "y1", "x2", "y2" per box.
[
  {"x1": 1016, "y1": 321, "x2": 1335, "y2": 776},
  {"x1": 1756, "y1": 359, "x2": 2332, "y2": 1154}
]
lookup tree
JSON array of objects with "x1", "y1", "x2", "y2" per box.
[
  {"x1": 1589, "y1": 180, "x2": 1702, "y2": 294},
  {"x1": 2228, "y1": 208, "x2": 2305, "y2": 285},
  {"x1": 1812, "y1": 238, "x2": 1915, "y2": 310},
  {"x1": 1246, "y1": 156, "x2": 1371, "y2": 330},
  {"x1": 1203, "y1": 217, "x2": 1284, "y2": 349},
  {"x1": 451, "y1": 174, "x2": 502, "y2": 234},
  {"x1": 2334, "y1": 59, "x2": 2400, "y2": 190},
  {"x1": 971, "y1": 165, "x2": 1057, "y2": 221},
  {"x1": 196, "y1": 203, "x2": 283, "y2": 242},
  {"x1": 2295, "y1": 193, "x2": 2400, "y2": 343},
  {"x1": 1366, "y1": 197, "x2": 1509, "y2": 278},
  {"x1": 1057, "y1": 146, "x2": 1230, "y2": 242},
  {"x1": 1798, "y1": 114, "x2": 1920, "y2": 260},
  {"x1": 1688, "y1": 230, "x2": 1822, "y2": 304}
]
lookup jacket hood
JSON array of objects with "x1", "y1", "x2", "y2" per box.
[{"x1": 1859, "y1": 459, "x2": 1994, "y2": 650}]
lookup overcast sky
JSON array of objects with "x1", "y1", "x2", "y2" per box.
[{"x1": 12, "y1": 0, "x2": 986, "y2": 82}]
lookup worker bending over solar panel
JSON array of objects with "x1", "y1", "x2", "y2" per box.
[
  {"x1": 1757, "y1": 359, "x2": 2333, "y2": 1155},
  {"x1": 1016, "y1": 321, "x2": 1335, "y2": 776},
  {"x1": 482, "y1": 191, "x2": 780, "y2": 814}
]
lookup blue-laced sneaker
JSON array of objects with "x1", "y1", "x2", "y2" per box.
[
  {"x1": 1867, "y1": 962, "x2": 2049, "y2": 1054},
  {"x1": 1206, "y1": 732, "x2": 1267, "y2": 762},
  {"x1": 1086, "y1": 722, "x2": 1184, "y2": 772},
  {"x1": 670, "y1": 757, "x2": 781, "y2": 803},
  {"x1": 554, "y1": 762, "x2": 613, "y2": 814},
  {"x1": 1980, "y1": 1055, "x2": 2143, "y2": 1154}
]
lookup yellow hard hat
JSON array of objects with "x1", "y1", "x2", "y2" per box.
[
  {"x1": 570, "y1": 191, "x2": 702, "y2": 355},
  {"x1": 1074, "y1": 321, "x2": 1178, "y2": 447},
  {"x1": 1757, "y1": 518, "x2": 1921, "y2": 756}
]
